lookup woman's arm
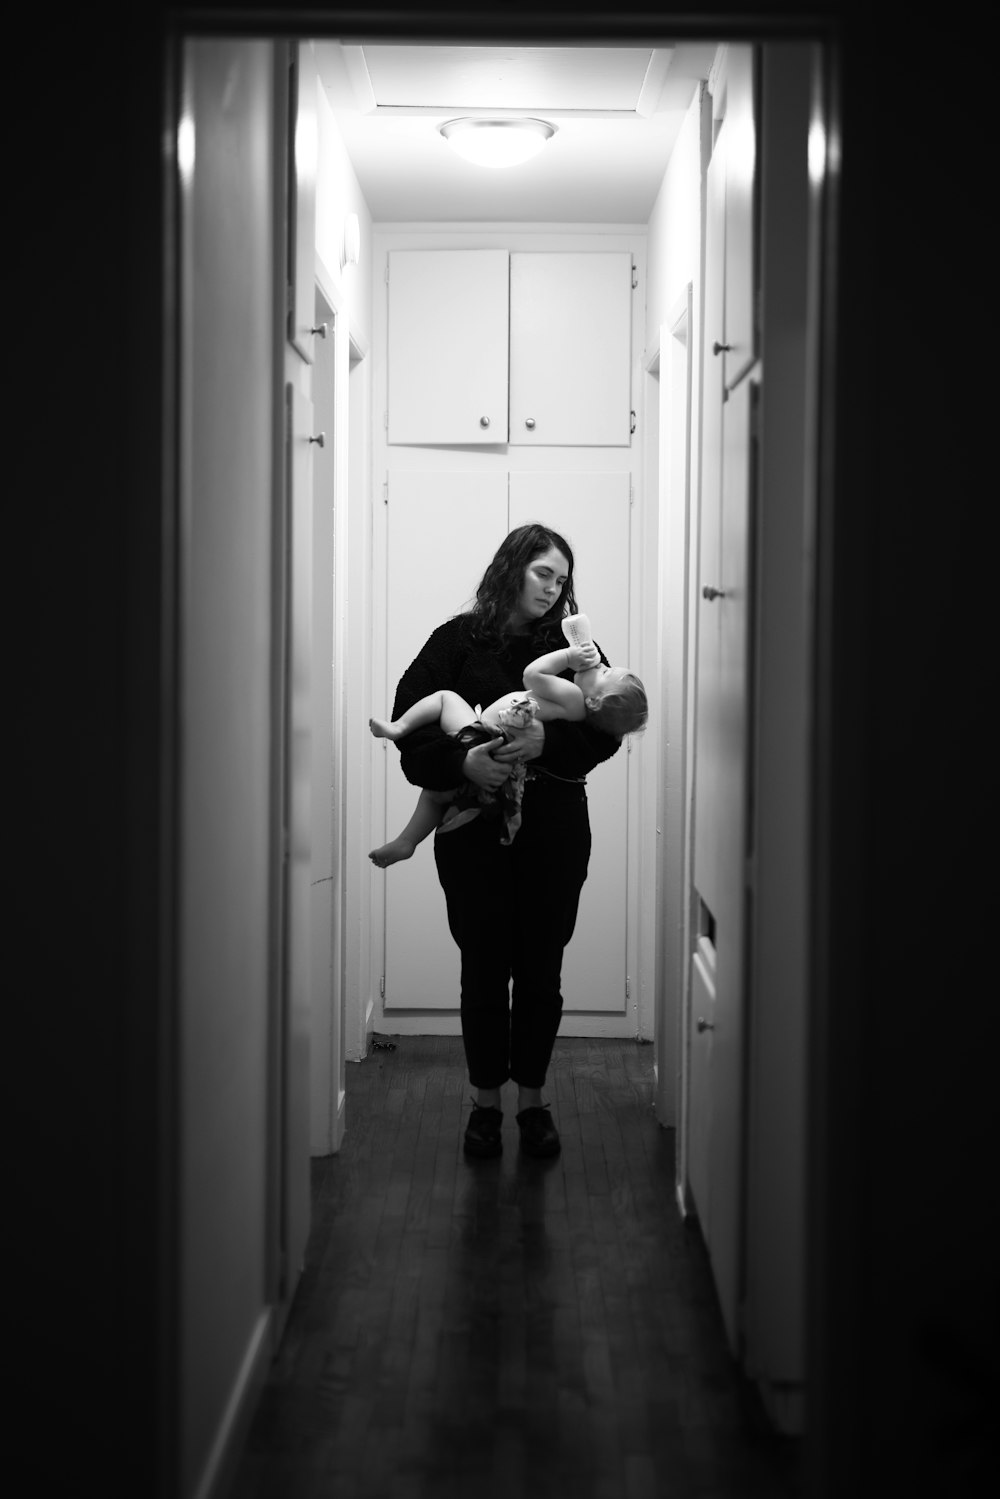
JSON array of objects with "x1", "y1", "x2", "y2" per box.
[
  {"x1": 392, "y1": 622, "x2": 472, "y2": 793},
  {"x1": 392, "y1": 619, "x2": 510, "y2": 794}
]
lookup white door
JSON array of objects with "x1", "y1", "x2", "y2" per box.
[
  {"x1": 509, "y1": 252, "x2": 633, "y2": 446},
  {"x1": 386, "y1": 250, "x2": 510, "y2": 445},
  {"x1": 281, "y1": 384, "x2": 314, "y2": 1294},
  {"x1": 688, "y1": 50, "x2": 759, "y2": 1355},
  {"x1": 706, "y1": 374, "x2": 755, "y2": 1351},
  {"x1": 694, "y1": 122, "x2": 727, "y2": 921},
  {"x1": 377, "y1": 473, "x2": 634, "y2": 1029}
]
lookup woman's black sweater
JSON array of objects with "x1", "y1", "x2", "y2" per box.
[{"x1": 392, "y1": 614, "x2": 621, "y2": 795}]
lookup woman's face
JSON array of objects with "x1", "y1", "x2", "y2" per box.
[{"x1": 509, "y1": 545, "x2": 571, "y2": 630}]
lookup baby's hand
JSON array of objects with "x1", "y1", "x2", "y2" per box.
[{"x1": 568, "y1": 642, "x2": 601, "y2": 671}]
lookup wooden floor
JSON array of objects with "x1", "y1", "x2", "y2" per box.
[{"x1": 230, "y1": 1036, "x2": 802, "y2": 1499}]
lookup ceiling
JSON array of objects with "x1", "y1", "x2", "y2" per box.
[{"x1": 314, "y1": 40, "x2": 719, "y2": 224}]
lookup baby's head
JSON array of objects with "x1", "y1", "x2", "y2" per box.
[{"x1": 584, "y1": 666, "x2": 648, "y2": 738}]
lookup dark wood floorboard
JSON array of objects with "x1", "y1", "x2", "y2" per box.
[{"x1": 229, "y1": 1036, "x2": 802, "y2": 1499}]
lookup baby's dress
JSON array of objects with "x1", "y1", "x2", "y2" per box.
[{"x1": 436, "y1": 694, "x2": 538, "y2": 844}]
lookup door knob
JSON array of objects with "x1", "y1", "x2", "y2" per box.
[
  {"x1": 480, "y1": 416, "x2": 490, "y2": 428},
  {"x1": 712, "y1": 341, "x2": 731, "y2": 355},
  {"x1": 525, "y1": 417, "x2": 536, "y2": 429},
  {"x1": 702, "y1": 585, "x2": 726, "y2": 601},
  {"x1": 309, "y1": 432, "x2": 326, "y2": 447},
  {"x1": 696, "y1": 1018, "x2": 715, "y2": 1033}
]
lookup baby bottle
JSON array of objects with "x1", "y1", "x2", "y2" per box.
[{"x1": 561, "y1": 613, "x2": 593, "y2": 650}]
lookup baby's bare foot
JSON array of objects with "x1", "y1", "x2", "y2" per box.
[
  {"x1": 369, "y1": 837, "x2": 416, "y2": 867},
  {"x1": 369, "y1": 717, "x2": 400, "y2": 740}
]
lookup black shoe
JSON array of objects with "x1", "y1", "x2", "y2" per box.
[
  {"x1": 464, "y1": 1104, "x2": 503, "y2": 1158},
  {"x1": 516, "y1": 1105, "x2": 561, "y2": 1158}
]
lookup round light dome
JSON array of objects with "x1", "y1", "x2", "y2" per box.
[{"x1": 439, "y1": 118, "x2": 556, "y2": 169}]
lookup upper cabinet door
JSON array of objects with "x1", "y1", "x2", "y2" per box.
[
  {"x1": 387, "y1": 249, "x2": 509, "y2": 445},
  {"x1": 721, "y1": 44, "x2": 758, "y2": 389},
  {"x1": 509, "y1": 252, "x2": 633, "y2": 446}
]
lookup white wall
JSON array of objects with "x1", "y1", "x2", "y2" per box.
[
  {"x1": 645, "y1": 86, "x2": 708, "y2": 360},
  {"x1": 316, "y1": 50, "x2": 374, "y2": 344},
  {"x1": 178, "y1": 37, "x2": 277, "y2": 1499}
]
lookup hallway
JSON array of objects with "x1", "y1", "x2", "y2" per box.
[{"x1": 231, "y1": 1037, "x2": 802, "y2": 1499}]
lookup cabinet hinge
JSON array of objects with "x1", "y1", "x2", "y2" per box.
[
  {"x1": 384, "y1": 409, "x2": 389, "y2": 430},
  {"x1": 380, "y1": 975, "x2": 386, "y2": 1000},
  {"x1": 625, "y1": 976, "x2": 630, "y2": 1000},
  {"x1": 385, "y1": 261, "x2": 390, "y2": 283},
  {"x1": 631, "y1": 263, "x2": 638, "y2": 290},
  {"x1": 383, "y1": 479, "x2": 388, "y2": 505},
  {"x1": 629, "y1": 482, "x2": 634, "y2": 506},
  {"x1": 630, "y1": 410, "x2": 636, "y2": 435}
]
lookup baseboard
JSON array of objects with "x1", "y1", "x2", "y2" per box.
[{"x1": 191, "y1": 1307, "x2": 273, "y2": 1499}]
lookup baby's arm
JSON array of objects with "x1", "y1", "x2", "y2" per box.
[{"x1": 522, "y1": 647, "x2": 589, "y2": 721}]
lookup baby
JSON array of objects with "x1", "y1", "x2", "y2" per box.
[{"x1": 369, "y1": 614, "x2": 648, "y2": 866}]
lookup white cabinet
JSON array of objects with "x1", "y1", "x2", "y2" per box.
[
  {"x1": 509, "y1": 252, "x2": 633, "y2": 445},
  {"x1": 386, "y1": 250, "x2": 510, "y2": 445},
  {"x1": 386, "y1": 249, "x2": 632, "y2": 447}
]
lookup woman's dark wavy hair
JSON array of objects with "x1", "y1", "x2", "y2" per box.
[{"x1": 467, "y1": 522, "x2": 579, "y2": 651}]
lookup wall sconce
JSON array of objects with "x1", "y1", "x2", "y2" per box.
[
  {"x1": 342, "y1": 212, "x2": 360, "y2": 269},
  {"x1": 439, "y1": 118, "x2": 556, "y2": 169}
]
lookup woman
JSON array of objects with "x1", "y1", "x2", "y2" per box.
[{"x1": 390, "y1": 523, "x2": 622, "y2": 1159}]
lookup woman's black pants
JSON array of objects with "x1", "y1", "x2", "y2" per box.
[{"x1": 432, "y1": 777, "x2": 591, "y2": 1090}]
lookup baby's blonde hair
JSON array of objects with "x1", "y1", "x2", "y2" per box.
[{"x1": 585, "y1": 673, "x2": 648, "y2": 737}]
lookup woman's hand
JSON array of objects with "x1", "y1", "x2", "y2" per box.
[
  {"x1": 494, "y1": 718, "x2": 545, "y2": 764},
  {"x1": 462, "y1": 738, "x2": 512, "y2": 790}
]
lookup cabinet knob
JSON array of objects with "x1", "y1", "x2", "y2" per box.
[
  {"x1": 696, "y1": 1018, "x2": 715, "y2": 1033},
  {"x1": 702, "y1": 585, "x2": 725, "y2": 601},
  {"x1": 309, "y1": 432, "x2": 326, "y2": 447},
  {"x1": 525, "y1": 417, "x2": 536, "y2": 430},
  {"x1": 311, "y1": 322, "x2": 328, "y2": 338},
  {"x1": 479, "y1": 416, "x2": 490, "y2": 429},
  {"x1": 712, "y1": 340, "x2": 732, "y2": 356}
]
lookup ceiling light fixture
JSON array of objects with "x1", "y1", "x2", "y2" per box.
[{"x1": 439, "y1": 117, "x2": 556, "y2": 169}]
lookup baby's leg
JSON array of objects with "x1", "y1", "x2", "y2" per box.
[
  {"x1": 369, "y1": 789, "x2": 455, "y2": 867},
  {"x1": 370, "y1": 690, "x2": 447, "y2": 741},
  {"x1": 370, "y1": 689, "x2": 476, "y2": 741}
]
